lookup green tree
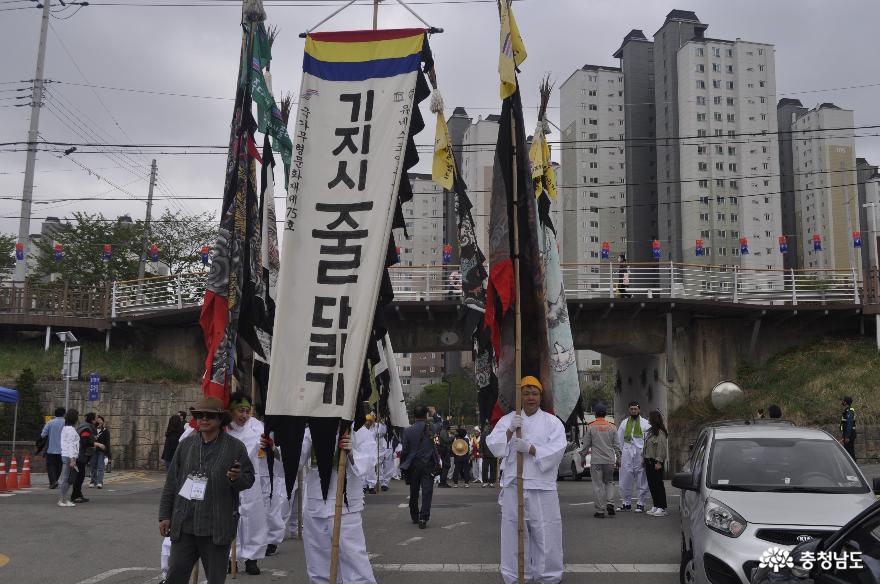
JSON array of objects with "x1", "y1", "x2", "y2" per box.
[
  {"x1": 31, "y1": 212, "x2": 146, "y2": 285},
  {"x1": 412, "y1": 370, "x2": 479, "y2": 426},
  {"x1": 581, "y1": 361, "x2": 615, "y2": 412},
  {"x1": 0, "y1": 233, "x2": 14, "y2": 279},
  {"x1": 147, "y1": 209, "x2": 218, "y2": 274},
  {"x1": 0, "y1": 368, "x2": 44, "y2": 442}
]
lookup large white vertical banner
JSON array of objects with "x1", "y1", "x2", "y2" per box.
[{"x1": 267, "y1": 29, "x2": 426, "y2": 419}]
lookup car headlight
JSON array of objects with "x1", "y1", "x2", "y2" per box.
[{"x1": 704, "y1": 497, "x2": 747, "y2": 538}]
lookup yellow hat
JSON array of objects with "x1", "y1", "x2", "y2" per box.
[
  {"x1": 520, "y1": 376, "x2": 543, "y2": 392},
  {"x1": 365, "y1": 413, "x2": 375, "y2": 421}
]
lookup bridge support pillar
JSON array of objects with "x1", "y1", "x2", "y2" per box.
[
  {"x1": 105, "y1": 328, "x2": 111, "y2": 352},
  {"x1": 665, "y1": 312, "x2": 673, "y2": 383},
  {"x1": 876, "y1": 314, "x2": 880, "y2": 351},
  {"x1": 44, "y1": 326, "x2": 51, "y2": 352}
]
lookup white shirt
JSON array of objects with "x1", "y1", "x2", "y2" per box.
[
  {"x1": 298, "y1": 427, "x2": 370, "y2": 517},
  {"x1": 228, "y1": 416, "x2": 268, "y2": 477},
  {"x1": 617, "y1": 415, "x2": 651, "y2": 450},
  {"x1": 486, "y1": 409, "x2": 566, "y2": 491},
  {"x1": 60, "y1": 425, "x2": 79, "y2": 459}
]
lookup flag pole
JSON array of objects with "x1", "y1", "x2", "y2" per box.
[
  {"x1": 510, "y1": 102, "x2": 525, "y2": 584},
  {"x1": 329, "y1": 443, "x2": 348, "y2": 584},
  {"x1": 296, "y1": 468, "x2": 304, "y2": 539},
  {"x1": 372, "y1": 0, "x2": 379, "y2": 29}
]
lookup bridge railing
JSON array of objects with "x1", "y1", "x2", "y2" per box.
[
  {"x1": 112, "y1": 272, "x2": 208, "y2": 317},
  {"x1": 0, "y1": 281, "x2": 109, "y2": 318}
]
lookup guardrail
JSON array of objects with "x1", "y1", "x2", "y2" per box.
[{"x1": 0, "y1": 263, "x2": 874, "y2": 323}]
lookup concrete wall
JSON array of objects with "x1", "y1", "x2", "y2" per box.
[{"x1": 31, "y1": 380, "x2": 201, "y2": 470}]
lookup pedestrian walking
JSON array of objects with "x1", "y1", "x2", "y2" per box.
[
  {"x1": 480, "y1": 422, "x2": 497, "y2": 487},
  {"x1": 400, "y1": 405, "x2": 440, "y2": 529},
  {"x1": 162, "y1": 414, "x2": 185, "y2": 471},
  {"x1": 89, "y1": 415, "x2": 111, "y2": 489},
  {"x1": 436, "y1": 421, "x2": 454, "y2": 488},
  {"x1": 58, "y1": 408, "x2": 79, "y2": 507},
  {"x1": 616, "y1": 401, "x2": 650, "y2": 513},
  {"x1": 487, "y1": 376, "x2": 567, "y2": 584},
  {"x1": 71, "y1": 412, "x2": 96, "y2": 504},
  {"x1": 159, "y1": 416, "x2": 198, "y2": 584},
  {"x1": 159, "y1": 396, "x2": 255, "y2": 584},
  {"x1": 298, "y1": 426, "x2": 377, "y2": 584},
  {"x1": 617, "y1": 254, "x2": 631, "y2": 299},
  {"x1": 41, "y1": 407, "x2": 65, "y2": 489},
  {"x1": 353, "y1": 414, "x2": 380, "y2": 494},
  {"x1": 642, "y1": 410, "x2": 669, "y2": 517},
  {"x1": 580, "y1": 404, "x2": 620, "y2": 518},
  {"x1": 471, "y1": 426, "x2": 482, "y2": 483},
  {"x1": 452, "y1": 426, "x2": 471, "y2": 488},
  {"x1": 840, "y1": 396, "x2": 857, "y2": 459}
]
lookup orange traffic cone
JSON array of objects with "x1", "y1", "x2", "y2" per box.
[
  {"x1": 20, "y1": 455, "x2": 31, "y2": 489},
  {"x1": 0, "y1": 459, "x2": 7, "y2": 492},
  {"x1": 7, "y1": 457, "x2": 18, "y2": 491}
]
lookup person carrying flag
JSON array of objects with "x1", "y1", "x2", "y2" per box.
[{"x1": 487, "y1": 376, "x2": 567, "y2": 584}]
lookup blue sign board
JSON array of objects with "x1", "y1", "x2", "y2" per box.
[{"x1": 88, "y1": 373, "x2": 100, "y2": 402}]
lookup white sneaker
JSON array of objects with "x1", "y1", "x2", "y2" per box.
[
  {"x1": 96, "y1": 484, "x2": 103, "y2": 489},
  {"x1": 646, "y1": 507, "x2": 658, "y2": 516},
  {"x1": 653, "y1": 508, "x2": 668, "y2": 517}
]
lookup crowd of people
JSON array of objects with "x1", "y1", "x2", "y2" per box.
[{"x1": 39, "y1": 407, "x2": 111, "y2": 506}]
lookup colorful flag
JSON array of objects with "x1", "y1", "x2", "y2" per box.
[
  {"x1": 498, "y1": 0, "x2": 527, "y2": 99},
  {"x1": 813, "y1": 233, "x2": 823, "y2": 251},
  {"x1": 695, "y1": 239, "x2": 704, "y2": 257},
  {"x1": 854, "y1": 231, "x2": 862, "y2": 248},
  {"x1": 431, "y1": 103, "x2": 455, "y2": 190},
  {"x1": 601, "y1": 241, "x2": 610, "y2": 260},
  {"x1": 15, "y1": 242, "x2": 23, "y2": 261},
  {"x1": 443, "y1": 243, "x2": 453, "y2": 264},
  {"x1": 652, "y1": 239, "x2": 661, "y2": 259},
  {"x1": 529, "y1": 125, "x2": 556, "y2": 199},
  {"x1": 265, "y1": 28, "x2": 432, "y2": 499},
  {"x1": 149, "y1": 244, "x2": 159, "y2": 263},
  {"x1": 54, "y1": 243, "x2": 63, "y2": 262},
  {"x1": 739, "y1": 237, "x2": 749, "y2": 255},
  {"x1": 778, "y1": 235, "x2": 788, "y2": 253},
  {"x1": 201, "y1": 245, "x2": 210, "y2": 265},
  {"x1": 102, "y1": 244, "x2": 112, "y2": 262}
]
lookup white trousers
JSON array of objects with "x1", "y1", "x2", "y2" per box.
[
  {"x1": 303, "y1": 512, "x2": 376, "y2": 584},
  {"x1": 160, "y1": 536, "x2": 171, "y2": 574},
  {"x1": 379, "y1": 450, "x2": 394, "y2": 486},
  {"x1": 618, "y1": 443, "x2": 649, "y2": 506},
  {"x1": 235, "y1": 484, "x2": 269, "y2": 561},
  {"x1": 261, "y1": 475, "x2": 290, "y2": 545},
  {"x1": 500, "y1": 487, "x2": 563, "y2": 584},
  {"x1": 472, "y1": 458, "x2": 483, "y2": 482}
]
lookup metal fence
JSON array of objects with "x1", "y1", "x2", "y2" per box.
[{"x1": 112, "y1": 272, "x2": 208, "y2": 317}]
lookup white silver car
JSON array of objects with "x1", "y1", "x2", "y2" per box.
[{"x1": 673, "y1": 421, "x2": 876, "y2": 584}]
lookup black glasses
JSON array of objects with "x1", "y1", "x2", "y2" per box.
[{"x1": 193, "y1": 412, "x2": 219, "y2": 420}]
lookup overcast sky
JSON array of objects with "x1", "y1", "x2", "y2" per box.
[{"x1": 2, "y1": 0, "x2": 879, "y2": 240}]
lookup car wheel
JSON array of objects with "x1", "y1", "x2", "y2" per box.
[
  {"x1": 571, "y1": 462, "x2": 582, "y2": 481},
  {"x1": 679, "y1": 540, "x2": 695, "y2": 584}
]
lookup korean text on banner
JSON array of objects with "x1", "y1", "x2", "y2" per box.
[{"x1": 267, "y1": 29, "x2": 426, "y2": 420}]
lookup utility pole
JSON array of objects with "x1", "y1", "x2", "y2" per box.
[
  {"x1": 137, "y1": 159, "x2": 158, "y2": 285},
  {"x1": 14, "y1": 0, "x2": 52, "y2": 283}
]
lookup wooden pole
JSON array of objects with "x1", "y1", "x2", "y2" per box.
[
  {"x1": 231, "y1": 536, "x2": 238, "y2": 578},
  {"x1": 190, "y1": 562, "x2": 199, "y2": 584},
  {"x1": 296, "y1": 469, "x2": 304, "y2": 539},
  {"x1": 328, "y1": 448, "x2": 349, "y2": 584},
  {"x1": 510, "y1": 104, "x2": 525, "y2": 584}
]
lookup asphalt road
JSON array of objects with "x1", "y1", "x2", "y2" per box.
[{"x1": 0, "y1": 472, "x2": 681, "y2": 583}]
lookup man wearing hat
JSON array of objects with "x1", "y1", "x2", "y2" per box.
[
  {"x1": 840, "y1": 396, "x2": 857, "y2": 459},
  {"x1": 486, "y1": 376, "x2": 567, "y2": 584},
  {"x1": 580, "y1": 404, "x2": 620, "y2": 518},
  {"x1": 616, "y1": 400, "x2": 650, "y2": 513},
  {"x1": 159, "y1": 396, "x2": 255, "y2": 584}
]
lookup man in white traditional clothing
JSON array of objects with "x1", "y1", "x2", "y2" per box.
[
  {"x1": 260, "y1": 433, "x2": 289, "y2": 556},
  {"x1": 353, "y1": 414, "x2": 379, "y2": 494},
  {"x1": 376, "y1": 421, "x2": 395, "y2": 491},
  {"x1": 616, "y1": 400, "x2": 651, "y2": 513},
  {"x1": 226, "y1": 392, "x2": 269, "y2": 575},
  {"x1": 487, "y1": 376, "x2": 567, "y2": 584},
  {"x1": 298, "y1": 425, "x2": 376, "y2": 584},
  {"x1": 287, "y1": 469, "x2": 304, "y2": 540}
]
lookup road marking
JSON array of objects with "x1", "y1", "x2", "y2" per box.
[
  {"x1": 397, "y1": 537, "x2": 423, "y2": 546},
  {"x1": 441, "y1": 521, "x2": 470, "y2": 530},
  {"x1": 269, "y1": 570, "x2": 287, "y2": 576},
  {"x1": 0, "y1": 494, "x2": 13, "y2": 498},
  {"x1": 367, "y1": 553, "x2": 381, "y2": 560},
  {"x1": 569, "y1": 502, "x2": 593, "y2": 506},
  {"x1": 397, "y1": 503, "x2": 408, "y2": 508},
  {"x1": 0, "y1": 554, "x2": 9, "y2": 568},
  {"x1": 75, "y1": 567, "x2": 155, "y2": 584},
  {"x1": 372, "y1": 563, "x2": 679, "y2": 573}
]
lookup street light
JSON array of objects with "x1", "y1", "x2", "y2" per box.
[{"x1": 442, "y1": 375, "x2": 452, "y2": 420}]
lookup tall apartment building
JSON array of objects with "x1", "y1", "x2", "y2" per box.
[
  {"x1": 460, "y1": 114, "x2": 501, "y2": 251},
  {"x1": 620, "y1": 10, "x2": 784, "y2": 271},
  {"x1": 777, "y1": 98, "x2": 808, "y2": 270},
  {"x1": 789, "y1": 103, "x2": 861, "y2": 271}
]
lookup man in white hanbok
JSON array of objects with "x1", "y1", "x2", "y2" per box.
[
  {"x1": 487, "y1": 376, "x2": 567, "y2": 584},
  {"x1": 259, "y1": 433, "x2": 289, "y2": 556},
  {"x1": 616, "y1": 400, "x2": 650, "y2": 513},
  {"x1": 226, "y1": 392, "x2": 269, "y2": 575},
  {"x1": 299, "y1": 425, "x2": 376, "y2": 584},
  {"x1": 353, "y1": 414, "x2": 379, "y2": 494}
]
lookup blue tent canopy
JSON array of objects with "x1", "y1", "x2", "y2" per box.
[{"x1": 0, "y1": 386, "x2": 18, "y2": 404}]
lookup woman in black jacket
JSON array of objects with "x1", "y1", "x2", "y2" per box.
[
  {"x1": 89, "y1": 415, "x2": 111, "y2": 488},
  {"x1": 161, "y1": 414, "x2": 184, "y2": 471}
]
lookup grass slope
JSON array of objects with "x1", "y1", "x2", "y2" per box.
[
  {"x1": 671, "y1": 336, "x2": 880, "y2": 434},
  {"x1": 0, "y1": 337, "x2": 195, "y2": 383}
]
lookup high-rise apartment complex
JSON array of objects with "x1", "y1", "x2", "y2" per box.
[
  {"x1": 777, "y1": 98, "x2": 808, "y2": 270},
  {"x1": 460, "y1": 114, "x2": 501, "y2": 251}
]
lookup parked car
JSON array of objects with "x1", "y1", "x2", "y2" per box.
[
  {"x1": 557, "y1": 439, "x2": 590, "y2": 481},
  {"x1": 672, "y1": 420, "x2": 876, "y2": 584},
  {"x1": 751, "y1": 497, "x2": 880, "y2": 584}
]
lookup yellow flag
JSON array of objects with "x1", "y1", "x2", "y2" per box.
[
  {"x1": 432, "y1": 112, "x2": 455, "y2": 190},
  {"x1": 499, "y1": 0, "x2": 527, "y2": 99},
  {"x1": 529, "y1": 129, "x2": 557, "y2": 199}
]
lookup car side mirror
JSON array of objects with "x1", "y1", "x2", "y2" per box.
[
  {"x1": 672, "y1": 471, "x2": 699, "y2": 492},
  {"x1": 872, "y1": 478, "x2": 880, "y2": 496}
]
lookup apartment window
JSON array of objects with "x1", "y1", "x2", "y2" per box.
[
  {"x1": 764, "y1": 213, "x2": 771, "y2": 220},
  {"x1": 761, "y1": 113, "x2": 767, "y2": 120},
  {"x1": 728, "y1": 147, "x2": 736, "y2": 155},
  {"x1": 715, "y1": 145, "x2": 723, "y2": 154},
  {"x1": 700, "y1": 196, "x2": 710, "y2": 204},
  {"x1": 589, "y1": 75, "x2": 597, "y2": 82},
  {"x1": 590, "y1": 251, "x2": 599, "y2": 258},
  {"x1": 762, "y1": 146, "x2": 768, "y2": 153},
  {"x1": 759, "y1": 81, "x2": 765, "y2": 87},
  {"x1": 580, "y1": 131, "x2": 588, "y2": 139},
  {"x1": 589, "y1": 90, "x2": 597, "y2": 96},
  {"x1": 696, "y1": 64, "x2": 705, "y2": 72},
  {"x1": 714, "y1": 112, "x2": 723, "y2": 121},
  {"x1": 696, "y1": 47, "x2": 704, "y2": 57},
  {"x1": 696, "y1": 80, "x2": 706, "y2": 89},
  {"x1": 579, "y1": 103, "x2": 587, "y2": 110},
  {"x1": 697, "y1": 129, "x2": 707, "y2": 137},
  {"x1": 713, "y1": 47, "x2": 721, "y2": 57},
  {"x1": 714, "y1": 129, "x2": 724, "y2": 136},
  {"x1": 717, "y1": 230, "x2": 726, "y2": 237},
  {"x1": 590, "y1": 191, "x2": 598, "y2": 198},
  {"x1": 727, "y1": 49, "x2": 733, "y2": 57},
  {"x1": 758, "y1": 48, "x2": 764, "y2": 55},
  {"x1": 580, "y1": 88, "x2": 586, "y2": 95},
  {"x1": 589, "y1": 162, "x2": 598, "y2": 168},
  {"x1": 698, "y1": 180, "x2": 709, "y2": 188},
  {"x1": 590, "y1": 236, "x2": 599, "y2": 243},
  {"x1": 713, "y1": 96, "x2": 722, "y2": 105},
  {"x1": 588, "y1": 147, "x2": 598, "y2": 154},
  {"x1": 700, "y1": 213, "x2": 710, "y2": 221},
  {"x1": 589, "y1": 177, "x2": 599, "y2": 184},
  {"x1": 726, "y1": 65, "x2": 733, "y2": 73},
  {"x1": 589, "y1": 104, "x2": 597, "y2": 111},
  {"x1": 697, "y1": 113, "x2": 706, "y2": 122},
  {"x1": 589, "y1": 133, "x2": 598, "y2": 139},
  {"x1": 727, "y1": 114, "x2": 735, "y2": 122},
  {"x1": 698, "y1": 162, "x2": 708, "y2": 171},
  {"x1": 712, "y1": 79, "x2": 721, "y2": 89},
  {"x1": 590, "y1": 220, "x2": 599, "y2": 228},
  {"x1": 698, "y1": 146, "x2": 707, "y2": 155},
  {"x1": 697, "y1": 96, "x2": 706, "y2": 105},
  {"x1": 589, "y1": 118, "x2": 598, "y2": 125},
  {"x1": 728, "y1": 130, "x2": 736, "y2": 137},
  {"x1": 589, "y1": 206, "x2": 598, "y2": 213},
  {"x1": 619, "y1": 90, "x2": 623, "y2": 97},
  {"x1": 718, "y1": 248, "x2": 727, "y2": 256},
  {"x1": 715, "y1": 162, "x2": 724, "y2": 171},
  {"x1": 712, "y1": 63, "x2": 721, "y2": 72},
  {"x1": 716, "y1": 179, "x2": 725, "y2": 187},
  {"x1": 701, "y1": 230, "x2": 710, "y2": 238},
  {"x1": 717, "y1": 213, "x2": 726, "y2": 221},
  {"x1": 730, "y1": 197, "x2": 738, "y2": 205},
  {"x1": 619, "y1": 76, "x2": 623, "y2": 82},
  {"x1": 726, "y1": 97, "x2": 735, "y2": 106},
  {"x1": 729, "y1": 163, "x2": 737, "y2": 171},
  {"x1": 731, "y1": 214, "x2": 738, "y2": 222},
  {"x1": 726, "y1": 81, "x2": 735, "y2": 90}
]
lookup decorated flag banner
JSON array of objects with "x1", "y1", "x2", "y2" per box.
[
  {"x1": 15, "y1": 242, "x2": 24, "y2": 261},
  {"x1": 695, "y1": 239, "x2": 704, "y2": 257},
  {"x1": 102, "y1": 244, "x2": 112, "y2": 262},
  {"x1": 652, "y1": 239, "x2": 661, "y2": 259},
  {"x1": 739, "y1": 237, "x2": 749, "y2": 255},
  {"x1": 54, "y1": 243, "x2": 63, "y2": 262},
  {"x1": 201, "y1": 245, "x2": 210, "y2": 265},
  {"x1": 600, "y1": 241, "x2": 610, "y2": 260},
  {"x1": 854, "y1": 231, "x2": 862, "y2": 249},
  {"x1": 442, "y1": 243, "x2": 453, "y2": 264},
  {"x1": 813, "y1": 233, "x2": 823, "y2": 251},
  {"x1": 779, "y1": 235, "x2": 788, "y2": 253},
  {"x1": 267, "y1": 29, "x2": 428, "y2": 420},
  {"x1": 150, "y1": 244, "x2": 159, "y2": 262},
  {"x1": 394, "y1": 245, "x2": 401, "y2": 263}
]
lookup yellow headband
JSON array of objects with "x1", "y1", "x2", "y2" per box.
[
  {"x1": 520, "y1": 375, "x2": 543, "y2": 393},
  {"x1": 365, "y1": 413, "x2": 375, "y2": 421}
]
